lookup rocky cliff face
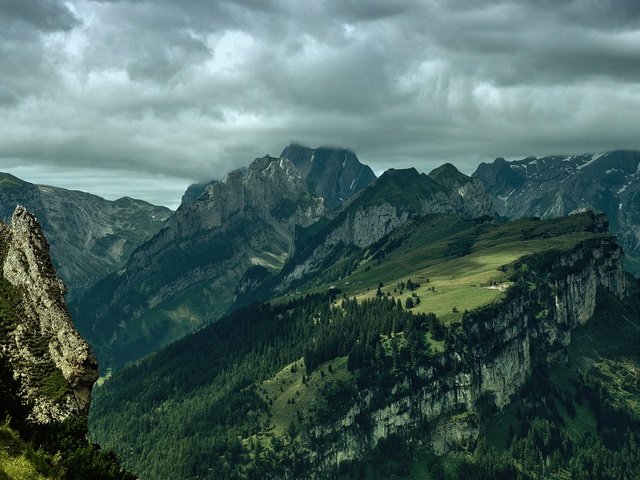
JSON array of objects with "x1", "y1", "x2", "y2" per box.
[
  {"x1": 280, "y1": 144, "x2": 376, "y2": 209},
  {"x1": 0, "y1": 206, "x2": 98, "y2": 424},
  {"x1": 473, "y1": 151, "x2": 640, "y2": 275},
  {"x1": 180, "y1": 144, "x2": 375, "y2": 210},
  {"x1": 306, "y1": 233, "x2": 625, "y2": 475},
  {"x1": 75, "y1": 156, "x2": 326, "y2": 369},
  {"x1": 0, "y1": 173, "x2": 171, "y2": 300}
]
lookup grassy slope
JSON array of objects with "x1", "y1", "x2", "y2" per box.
[
  {"x1": 259, "y1": 213, "x2": 607, "y2": 448},
  {"x1": 0, "y1": 422, "x2": 59, "y2": 480},
  {"x1": 280, "y1": 213, "x2": 604, "y2": 324},
  {"x1": 258, "y1": 356, "x2": 353, "y2": 438}
]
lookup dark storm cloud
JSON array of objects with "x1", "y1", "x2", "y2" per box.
[
  {"x1": 329, "y1": 0, "x2": 418, "y2": 21},
  {"x1": 0, "y1": 0, "x2": 79, "y2": 105},
  {"x1": 0, "y1": 0, "x2": 639, "y2": 207},
  {"x1": 0, "y1": 0, "x2": 79, "y2": 31},
  {"x1": 420, "y1": 0, "x2": 640, "y2": 85}
]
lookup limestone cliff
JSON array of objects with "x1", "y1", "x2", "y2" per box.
[
  {"x1": 305, "y1": 233, "x2": 625, "y2": 476},
  {"x1": 0, "y1": 206, "x2": 98, "y2": 424}
]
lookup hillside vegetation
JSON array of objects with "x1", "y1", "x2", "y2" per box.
[
  {"x1": 282, "y1": 212, "x2": 605, "y2": 324},
  {"x1": 89, "y1": 212, "x2": 623, "y2": 479},
  {"x1": 342, "y1": 284, "x2": 640, "y2": 479}
]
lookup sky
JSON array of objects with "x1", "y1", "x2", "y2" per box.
[{"x1": 1, "y1": 0, "x2": 639, "y2": 208}]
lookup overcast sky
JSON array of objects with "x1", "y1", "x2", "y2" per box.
[{"x1": 1, "y1": 0, "x2": 639, "y2": 208}]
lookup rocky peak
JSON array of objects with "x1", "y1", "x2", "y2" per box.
[
  {"x1": 181, "y1": 181, "x2": 213, "y2": 205},
  {"x1": 245, "y1": 156, "x2": 308, "y2": 202},
  {"x1": 428, "y1": 163, "x2": 470, "y2": 190},
  {"x1": 280, "y1": 143, "x2": 376, "y2": 209},
  {"x1": 380, "y1": 167, "x2": 421, "y2": 181},
  {"x1": 174, "y1": 155, "x2": 323, "y2": 235},
  {"x1": 0, "y1": 206, "x2": 98, "y2": 424},
  {"x1": 74, "y1": 155, "x2": 328, "y2": 369},
  {"x1": 473, "y1": 158, "x2": 525, "y2": 197}
]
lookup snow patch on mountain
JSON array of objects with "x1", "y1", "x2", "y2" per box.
[{"x1": 577, "y1": 152, "x2": 605, "y2": 170}]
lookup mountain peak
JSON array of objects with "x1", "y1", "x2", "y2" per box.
[
  {"x1": 247, "y1": 154, "x2": 280, "y2": 172},
  {"x1": 381, "y1": 166, "x2": 420, "y2": 178},
  {"x1": 282, "y1": 143, "x2": 356, "y2": 159},
  {"x1": 280, "y1": 143, "x2": 376, "y2": 208},
  {"x1": 374, "y1": 167, "x2": 441, "y2": 194},
  {"x1": 346, "y1": 167, "x2": 447, "y2": 214},
  {"x1": 0, "y1": 172, "x2": 31, "y2": 188},
  {"x1": 428, "y1": 162, "x2": 470, "y2": 189}
]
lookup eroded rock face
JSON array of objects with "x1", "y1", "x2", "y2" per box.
[
  {"x1": 0, "y1": 206, "x2": 98, "y2": 424},
  {"x1": 306, "y1": 235, "x2": 625, "y2": 476},
  {"x1": 280, "y1": 144, "x2": 376, "y2": 209},
  {"x1": 75, "y1": 156, "x2": 327, "y2": 369}
]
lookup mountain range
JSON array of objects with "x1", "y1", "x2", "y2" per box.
[
  {"x1": 83, "y1": 146, "x2": 639, "y2": 479},
  {"x1": 474, "y1": 150, "x2": 640, "y2": 275},
  {"x1": 2, "y1": 145, "x2": 640, "y2": 479},
  {"x1": 0, "y1": 149, "x2": 637, "y2": 371},
  {"x1": 72, "y1": 145, "x2": 375, "y2": 368}
]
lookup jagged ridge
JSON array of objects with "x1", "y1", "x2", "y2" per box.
[
  {"x1": 74, "y1": 156, "x2": 326, "y2": 369},
  {"x1": 273, "y1": 164, "x2": 493, "y2": 295}
]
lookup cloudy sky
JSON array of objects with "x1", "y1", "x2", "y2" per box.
[{"x1": 1, "y1": 0, "x2": 639, "y2": 208}]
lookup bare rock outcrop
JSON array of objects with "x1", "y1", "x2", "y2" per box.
[{"x1": 0, "y1": 205, "x2": 98, "y2": 424}]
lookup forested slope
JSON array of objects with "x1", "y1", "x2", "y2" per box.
[{"x1": 89, "y1": 212, "x2": 633, "y2": 479}]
